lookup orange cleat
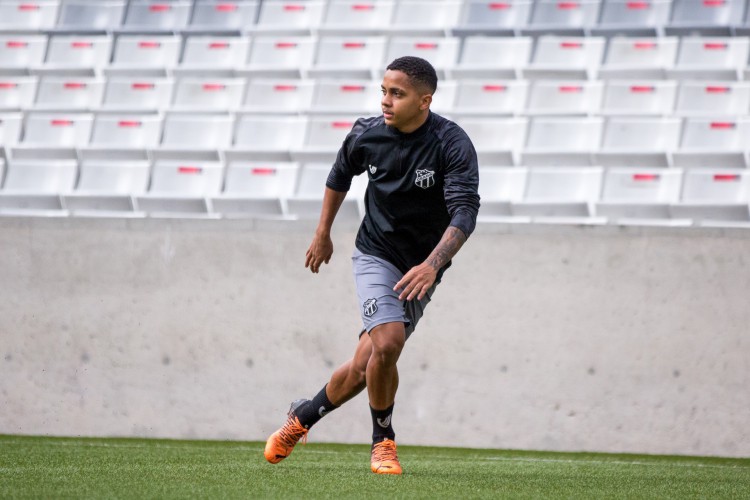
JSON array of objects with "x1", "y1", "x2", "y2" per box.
[
  {"x1": 370, "y1": 438, "x2": 402, "y2": 475},
  {"x1": 264, "y1": 400, "x2": 309, "y2": 464}
]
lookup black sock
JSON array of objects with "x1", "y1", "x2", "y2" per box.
[
  {"x1": 371, "y1": 403, "x2": 395, "y2": 443},
  {"x1": 295, "y1": 385, "x2": 338, "y2": 429}
]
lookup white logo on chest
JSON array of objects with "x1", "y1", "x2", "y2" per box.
[
  {"x1": 368, "y1": 164, "x2": 377, "y2": 175},
  {"x1": 415, "y1": 169, "x2": 435, "y2": 189}
]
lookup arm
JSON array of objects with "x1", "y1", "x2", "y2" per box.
[
  {"x1": 393, "y1": 226, "x2": 467, "y2": 301},
  {"x1": 304, "y1": 187, "x2": 348, "y2": 274}
]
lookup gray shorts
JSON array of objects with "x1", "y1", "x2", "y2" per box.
[{"x1": 352, "y1": 248, "x2": 437, "y2": 340}]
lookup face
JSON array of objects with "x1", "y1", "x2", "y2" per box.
[{"x1": 380, "y1": 69, "x2": 432, "y2": 134}]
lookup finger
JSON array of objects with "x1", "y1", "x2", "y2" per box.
[
  {"x1": 399, "y1": 279, "x2": 418, "y2": 301},
  {"x1": 394, "y1": 272, "x2": 412, "y2": 292}
]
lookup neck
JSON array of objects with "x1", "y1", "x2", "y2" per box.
[{"x1": 396, "y1": 110, "x2": 430, "y2": 134}]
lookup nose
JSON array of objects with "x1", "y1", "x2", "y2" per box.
[{"x1": 381, "y1": 93, "x2": 391, "y2": 108}]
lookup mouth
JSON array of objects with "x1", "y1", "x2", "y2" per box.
[{"x1": 383, "y1": 110, "x2": 394, "y2": 120}]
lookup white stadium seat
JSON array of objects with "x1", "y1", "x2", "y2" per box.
[
  {"x1": 0, "y1": 77, "x2": 38, "y2": 111},
  {"x1": 0, "y1": 148, "x2": 78, "y2": 214},
  {"x1": 45, "y1": 36, "x2": 112, "y2": 70},
  {"x1": 512, "y1": 167, "x2": 604, "y2": 219},
  {"x1": 56, "y1": 0, "x2": 126, "y2": 31},
  {"x1": 161, "y1": 112, "x2": 234, "y2": 149},
  {"x1": 241, "y1": 79, "x2": 315, "y2": 113},
  {"x1": 123, "y1": 0, "x2": 192, "y2": 30},
  {"x1": 0, "y1": 0, "x2": 60, "y2": 31},
  {"x1": 181, "y1": 36, "x2": 251, "y2": 69},
  {"x1": 599, "y1": 37, "x2": 678, "y2": 79},
  {"x1": 171, "y1": 78, "x2": 246, "y2": 111},
  {"x1": 22, "y1": 112, "x2": 94, "y2": 147},
  {"x1": 212, "y1": 154, "x2": 299, "y2": 218},
  {"x1": 454, "y1": 37, "x2": 532, "y2": 80},
  {"x1": 671, "y1": 169, "x2": 750, "y2": 222},
  {"x1": 111, "y1": 36, "x2": 181, "y2": 68},
  {"x1": 89, "y1": 113, "x2": 163, "y2": 148},
  {"x1": 674, "y1": 81, "x2": 750, "y2": 116},
  {"x1": 596, "y1": 168, "x2": 683, "y2": 220},
  {"x1": 34, "y1": 77, "x2": 105, "y2": 110},
  {"x1": 452, "y1": 80, "x2": 529, "y2": 116},
  {"x1": 233, "y1": 114, "x2": 307, "y2": 153},
  {"x1": 310, "y1": 36, "x2": 387, "y2": 79},
  {"x1": 601, "y1": 80, "x2": 677, "y2": 116},
  {"x1": 246, "y1": 36, "x2": 316, "y2": 78},
  {"x1": 286, "y1": 163, "x2": 364, "y2": 221},
  {"x1": 101, "y1": 77, "x2": 175, "y2": 112},
  {"x1": 188, "y1": 0, "x2": 260, "y2": 31}
]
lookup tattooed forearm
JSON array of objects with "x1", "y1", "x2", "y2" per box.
[{"x1": 425, "y1": 226, "x2": 467, "y2": 271}]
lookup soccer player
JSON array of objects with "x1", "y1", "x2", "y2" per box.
[{"x1": 264, "y1": 56, "x2": 480, "y2": 475}]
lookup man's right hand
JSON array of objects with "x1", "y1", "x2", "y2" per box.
[{"x1": 305, "y1": 231, "x2": 334, "y2": 273}]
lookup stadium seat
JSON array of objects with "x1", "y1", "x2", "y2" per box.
[
  {"x1": 0, "y1": 35, "x2": 47, "y2": 68},
  {"x1": 161, "y1": 112, "x2": 234, "y2": 149},
  {"x1": 180, "y1": 36, "x2": 251, "y2": 69},
  {"x1": 233, "y1": 114, "x2": 307, "y2": 154},
  {"x1": 512, "y1": 167, "x2": 604, "y2": 219},
  {"x1": 525, "y1": 80, "x2": 603, "y2": 115},
  {"x1": 188, "y1": 0, "x2": 260, "y2": 31},
  {"x1": 667, "y1": 0, "x2": 745, "y2": 34},
  {"x1": 321, "y1": 1, "x2": 396, "y2": 32},
  {"x1": 525, "y1": 0, "x2": 602, "y2": 33},
  {"x1": 309, "y1": 36, "x2": 387, "y2": 79},
  {"x1": 286, "y1": 163, "x2": 364, "y2": 221},
  {"x1": 309, "y1": 80, "x2": 382, "y2": 115},
  {"x1": 137, "y1": 150, "x2": 224, "y2": 215},
  {"x1": 245, "y1": 36, "x2": 316, "y2": 78},
  {"x1": 0, "y1": 0, "x2": 60, "y2": 31},
  {"x1": 241, "y1": 79, "x2": 314, "y2": 113},
  {"x1": 171, "y1": 78, "x2": 246, "y2": 111},
  {"x1": 680, "y1": 117, "x2": 750, "y2": 151},
  {"x1": 89, "y1": 113, "x2": 163, "y2": 148},
  {"x1": 457, "y1": 0, "x2": 534, "y2": 32},
  {"x1": 674, "y1": 81, "x2": 750, "y2": 116},
  {"x1": 427, "y1": 80, "x2": 457, "y2": 115},
  {"x1": 211, "y1": 153, "x2": 299, "y2": 218},
  {"x1": 452, "y1": 80, "x2": 529, "y2": 116},
  {"x1": 601, "y1": 80, "x2": 677, "y2": 116},
  {"x1": 0, "y1": 76, "x2": 39, "y2": 110},
  {"x1": 523, "y1": 36, "x2": 605, "y2": 79},
  {"x1": 595, "y1": 168, "x2": 683, "y2": 220},
  {"x1": 599, "y1": 36, "x2": 678, "y2": 79},
  {"x1": 63, "y1": 148, "x2": 150, "y2": 214},
  {"x1": 55, "y1": 0, "x2": 126, "y2": 31},
  {"x1": 386, "y1": 37, "x2": 460, "y2": 77},
  {"x1": 476, "y1": 167, "x2": 528, "y2": 218},
  {"x1": 256, "y1": 1, "x2": 326, "y2": 30},
  {"x1": 453, "y1": 36, "x2": 533, "y2": 79},
  {"x1": 22, "y1": 112, "x2": 94, "y2": 147},
  {"x1": 390, "y1": 1, "x2": 463, "y2": 32},
  {"x1": 302, "y1": 116, "x2": 360, "y2": 153},
  {"x1": 523, "y1": 117, "x2": 603, "y2": 166},
  {"x1": 670, "y1": 169, "x2": 750, "y2": 221},
  {"x1": 44, "y1": 36, "x2": 112, "y2": 71},
  {"x1": 0, "y1": 147, "x2": 77, "y2": 214},
  {"x1": 0, "y1": 112, "x2": 23, "y2": 146},
  {"x1": 669, "y1": 37, "x2": 749, "y2": 80},
  {"x1": 597, "y1": 117, "x2": 682, "y2": 167},
  {"x1": 101, "y1": 75, "x2": 175, "y2": 112},
  {"x1": 34, "y1": 76, "x2": 105, "y2": 110},
  {"x1": 595, "y1": 0, "x2": 672, "y2": 34},
  {"x1": 122, "y1": 0, "x2": 192, "y2": 31},
  {"x1": 110, "y1": 35, "x2": 181, "y2": 68},
  {"x1": 453, "y1": 117, "x2": 528, "y2": 165}
]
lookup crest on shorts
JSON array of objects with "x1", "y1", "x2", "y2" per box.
[
  {"x1": 363, "y1": 298, "x2": 378, "y2": 317},
  {"x1": 415, "y1": 169, "x2": 435, "y2": 189}
]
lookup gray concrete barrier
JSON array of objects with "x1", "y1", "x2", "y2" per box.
[{"x1": 1, "y1": 217, "x2": 748, "y2": 457}]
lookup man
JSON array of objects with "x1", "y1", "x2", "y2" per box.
[{"x1": 264, "y1": 56, "x2": 480, "y2": 475}]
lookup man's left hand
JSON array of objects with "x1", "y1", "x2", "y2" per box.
[{"x1": 394, "y1": 263, "x2": 437, "y2": 301}]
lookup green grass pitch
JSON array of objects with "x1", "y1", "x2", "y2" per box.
[{"x1": 1, "y1": 435, "x2": 748, "y2": 499}]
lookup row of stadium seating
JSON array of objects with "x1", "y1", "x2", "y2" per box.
[
  {"x1": 4, "y1": 115, "x2": 750, "y2": 161},
  {"x1": 4, "y1": 34, "x2": 750, "y2": 81},
  {"x1": 0, "y1": 149, "x2": 747, "y2": 225},
  {"x1": 2, "y1": 0, "x2": 750, "y2": 35},
  {"x1": 4, "y1": 77, "x2": 750, "y2": 116}
]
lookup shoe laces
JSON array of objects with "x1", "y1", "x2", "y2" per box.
[
  {"x1": 372, "y1": 439, "x2": 398, "y2": 463},
  {"x1": 278, "y1": 415, "x2": 308, "y2": 448}
]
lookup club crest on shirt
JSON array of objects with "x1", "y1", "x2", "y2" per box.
[
  {"x1": 363, "y1": 298, "x2": 378, "y2": 317},
  {"x1": 415, "y1": 169, "x2": 435, "y2": 189}
]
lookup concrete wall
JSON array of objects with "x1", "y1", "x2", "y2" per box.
[{"x1": 0, "y1": 217, "x2": 748, "y2": 458}]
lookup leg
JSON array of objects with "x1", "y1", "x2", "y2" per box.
[
  {"x1": 367, "y1": 321, "x2": 405, "y2": 475},
  {"x1": 366, "y1": 321, "x2": 406, "y2": 410},
  {"x1": 325, "y1": 332, "x2": 372, "y2": 406}
]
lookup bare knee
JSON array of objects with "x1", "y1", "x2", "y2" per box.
[{"x1": 369, "y1": 323, "x2": 405, "y2": 365}]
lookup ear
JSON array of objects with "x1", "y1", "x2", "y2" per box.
[{"x1": 419, "y1": 94, "x2": 432, "y2": 111}]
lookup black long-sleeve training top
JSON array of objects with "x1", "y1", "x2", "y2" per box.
[{"x1": 326, "y1": 111, "x2": 481, "y2": 275}]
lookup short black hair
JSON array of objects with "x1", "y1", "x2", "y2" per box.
[{"x1": 386, "y1": 56, "x2": 438, "y2": 94}]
